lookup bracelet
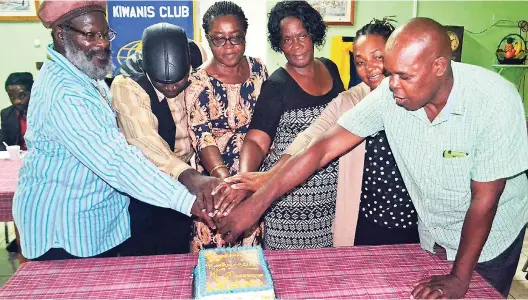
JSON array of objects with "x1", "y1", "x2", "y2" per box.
[{"x1": 210, "y1": 164, "x2": 228, "y2": 175}]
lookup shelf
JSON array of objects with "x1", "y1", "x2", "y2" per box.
[
  {"x1": 492, "y1": 64, "x2": 528, "y2": 74},
  {"x1": 492, "y1": 64, "x2": 528, "y2": 68}
]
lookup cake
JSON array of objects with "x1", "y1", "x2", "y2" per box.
[{"x1": 193, "y1": 246, "x2": 275, "y2": 299}]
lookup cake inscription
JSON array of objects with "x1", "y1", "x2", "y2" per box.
[{"x1": 204, "y1": 249, "x2": 267, "y2": 292}]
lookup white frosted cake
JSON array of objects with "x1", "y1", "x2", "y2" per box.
[{"x1": 193, "y1": 246, "x2": 275, "y2": 300}]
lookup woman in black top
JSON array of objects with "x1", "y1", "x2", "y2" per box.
[{"x1": 237, "y1": 1, "x2": 344, "y2": 250}]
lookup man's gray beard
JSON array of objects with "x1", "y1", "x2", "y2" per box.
[{"x1": 63, "y1": 36, "x2": 114, "y2": 80}]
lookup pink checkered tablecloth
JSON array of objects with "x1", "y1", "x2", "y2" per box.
[
  {"x1": 0, "y1": 244, "x2": 501, "y2": 299},
  {"x1": 0, "y1": 159, "x2": 22, "y2": 222}
]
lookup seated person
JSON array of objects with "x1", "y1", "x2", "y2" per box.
[
  {"x1": 1, "y1": 72, "x2": 33, "y2": 151},
  {"x1": 1, "y1": 72, "x2": 31, "y2": 253}
]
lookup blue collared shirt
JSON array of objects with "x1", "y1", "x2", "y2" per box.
[
  {"x1": 338, "y1": 62, "x2": 528, "y2": 262},
  {"x1": 13, "y1": 45, "x2": 196, "y2": 259}
]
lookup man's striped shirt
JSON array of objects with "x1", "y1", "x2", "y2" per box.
[{"x1": 13, "y1": 45, "x2": 195, "y2": 259}]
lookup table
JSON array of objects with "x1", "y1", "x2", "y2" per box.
[
  {"x1": 0, "y1": 244, "x2": 501, "y2": 299},
  {"x1": 0, "y1": 159, "x2": 22, "y2": 222}
]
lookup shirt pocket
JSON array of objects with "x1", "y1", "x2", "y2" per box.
[{"x1": 441, "y1": 156, "x2": 471, "y2": 192}]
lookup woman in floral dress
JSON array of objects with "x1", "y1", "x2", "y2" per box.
[{"x1": 185, "y1": 1, "x2": 268, "y2": 252}]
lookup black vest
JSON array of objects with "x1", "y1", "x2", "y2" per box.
[
  {"x1": 128, "y1": 75, "x2": 193, "y2": 238},
  {"x1": 135, "y1": 75, "x2": 177, "y2": 152}
]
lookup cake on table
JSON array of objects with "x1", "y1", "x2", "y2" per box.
[{"x1": 193, "y1": 246, "x2": 275, "y2": 299}]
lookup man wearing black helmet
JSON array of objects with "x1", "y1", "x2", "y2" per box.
[{"x1": 111, "y1": 23, "x2": 218, "y2": 256}]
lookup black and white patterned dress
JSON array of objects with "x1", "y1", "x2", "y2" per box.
[
  {"x1": 360, "y1": 132, "x2": 416, "y2": 228},
  {"x1": 249, "y1": 58, "x2": 345, "y2": 250},
  {"x1": 353, "y1": 131, "x2": 419, "y2": 245}
]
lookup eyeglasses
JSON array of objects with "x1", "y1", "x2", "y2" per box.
[
  {"x1": 206, "y1": 35, "x2": 245, "y2": 47},
  {"x1": 61, "y1": 25, "x2": 117, "y2": 42}
]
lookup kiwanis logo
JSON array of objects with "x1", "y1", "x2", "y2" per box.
[{"x1": 117, "y1": 40, "x2": 143, "y2": 65}]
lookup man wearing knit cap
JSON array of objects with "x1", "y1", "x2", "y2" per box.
[{"x1": 13, "y1": 0, "x2": 216, "y2": 261}]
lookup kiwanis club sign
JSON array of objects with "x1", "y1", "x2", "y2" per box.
[{"x1": 107, "y1": 1, "x2": 195, "y2": 73}]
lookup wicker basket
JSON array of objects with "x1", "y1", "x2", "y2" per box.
[{"x1": 496, "y1": 33, "x2": 527, "y2": 65}]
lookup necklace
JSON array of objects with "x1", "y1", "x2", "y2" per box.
[{"x1": 93, "y1": 80, "x2": 116, "y2": 117}]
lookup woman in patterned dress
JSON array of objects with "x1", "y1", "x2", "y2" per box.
[
  {"x1": 281, "y1": 18, "x2": 419, "y2": 246},
  {"x1": 185, "y1": 1, "x2": 268, "y2": 252},
  {"x1": 234, "y1": 1, "x2": 345, "y2": 250}
]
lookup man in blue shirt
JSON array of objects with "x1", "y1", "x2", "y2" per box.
[{"x1": 13, "y1": 0, "x2": 218, "y2": 261}]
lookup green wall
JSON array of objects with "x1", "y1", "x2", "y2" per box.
[
  {"x1": 0, "y1": 21, "x2": 51, "y2": 109},
  {"x1": 0, "y1": 0, "x2": 527, "y2": 116},
  {"x1": 421, "y1": 1, "x2": 528, "y2": 116},
  {"x1": 267, "y1": 0, "x2": 528, "y2": 115}
]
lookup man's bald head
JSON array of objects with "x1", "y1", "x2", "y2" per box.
[
  {"x1": 387, "y1": 17, "x2": 452, "y2": 64},
  {"x1": 384, "y1": 17, "x2": 454, "y2": 112}
]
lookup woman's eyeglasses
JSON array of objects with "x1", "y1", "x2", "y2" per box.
[
  {"x1": 61, "y1": 25, "x2": 117, "y2": 42},
  {"x1": 206, "y1": 35, "x2": 245, "y2": 47}
]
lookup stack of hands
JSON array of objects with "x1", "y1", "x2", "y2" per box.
[
  {"x1": 186, "y1": 171, "x2": 270, "y2": 243},
  {"x1": 184, "y1": 171, "x2": 471, "y2": 299}
]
